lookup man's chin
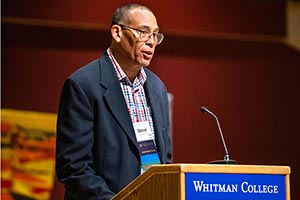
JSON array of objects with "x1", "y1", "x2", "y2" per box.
[{"x1": 141, "y1": 59, "x2": 152, "y2": 67}]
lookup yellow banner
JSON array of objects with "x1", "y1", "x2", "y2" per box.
[{"x1": 1, "y1": 109, "x2": 57, "y2": 200}]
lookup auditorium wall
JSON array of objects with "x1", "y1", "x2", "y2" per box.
[{"x1": 2, "y1": 0, "x2": 300, "y2": 199}]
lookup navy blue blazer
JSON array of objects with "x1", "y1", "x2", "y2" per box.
[{"x1": 56, "y1": 52, "x2": 172, "y2": 200}]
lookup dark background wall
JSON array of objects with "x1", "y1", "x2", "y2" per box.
[{"x1": 2, "y1": 0, "x2": 300, "y2": 199}]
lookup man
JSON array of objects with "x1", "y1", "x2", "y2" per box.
[{"x1": 56, "y1": 3, "x2": 172, "y2": 200}]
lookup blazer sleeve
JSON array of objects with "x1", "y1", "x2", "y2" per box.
[
  {"x1": 162, "y1": 83, "x2": 173, "y2": 164},
  {"x1": 56, "y1": 78, "x2": 115, "y2": 200}
]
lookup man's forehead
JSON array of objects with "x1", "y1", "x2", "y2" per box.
[{"x1": 128, "y1": 9, "x2": 158, "y2": 28}]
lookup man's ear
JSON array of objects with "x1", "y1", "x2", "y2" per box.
[{"x1": 111, "y1": 25, "x2": 121, "y2": 43}]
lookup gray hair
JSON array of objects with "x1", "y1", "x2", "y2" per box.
[{"x1": 111, "y1": 3, "x2": 152, "y2": 26}]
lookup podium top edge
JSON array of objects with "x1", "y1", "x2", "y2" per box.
[{"x1": 149, "y1": 163, "x2": 291, "y2": 175}]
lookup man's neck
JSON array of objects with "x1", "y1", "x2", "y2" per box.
[{"x1": 110, "y1": 47, "x2": 141, "y2": 82}]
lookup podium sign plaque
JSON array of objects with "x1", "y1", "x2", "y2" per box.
[{"x1": 186, "y1": 173, "x2": 286, "y2": 200}]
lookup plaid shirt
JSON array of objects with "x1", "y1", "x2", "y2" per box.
[{"x1": 107, "y1": 48, "x2": 155, "y2": 139}]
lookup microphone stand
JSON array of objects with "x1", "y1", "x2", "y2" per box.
[{"x1": 201, "y1": 106, "x2": 236, "y2": 164}]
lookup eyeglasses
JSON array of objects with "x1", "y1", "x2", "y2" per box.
[{"x1": 118, "y1": 24, "x2": 164, "y2": 45}]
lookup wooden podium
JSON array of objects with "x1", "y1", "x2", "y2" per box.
[{"x1": 112, "y1": 164, "x2": 290, "y2": 200}]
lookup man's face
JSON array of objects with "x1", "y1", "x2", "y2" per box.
[{"x1": 120, "y1": 9, "x2": 159, "y2": 68}]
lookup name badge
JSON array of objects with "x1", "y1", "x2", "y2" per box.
[
  {"x1": 133, "y1": 121, "x2": 161, "y2": 172},
  {"x1": 133, "y1": 121, "x2": 154, "y2": 142}
]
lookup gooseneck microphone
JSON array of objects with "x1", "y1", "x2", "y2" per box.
[{"x1": 200, "y1": 106, "x2": 236, "y2": 164}]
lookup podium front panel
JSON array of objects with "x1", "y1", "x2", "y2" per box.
[{"x1": 112, "y1": 164, "x2": 290, "y2": 200}]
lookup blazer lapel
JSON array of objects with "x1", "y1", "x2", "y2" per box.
[{"x1": 98, "y1": 56, "x2": 139, "y2": 152}]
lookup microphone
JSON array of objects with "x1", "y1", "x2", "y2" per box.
[{"x1": 200, "y1": 106, "x2": 236, "y2": 164}]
